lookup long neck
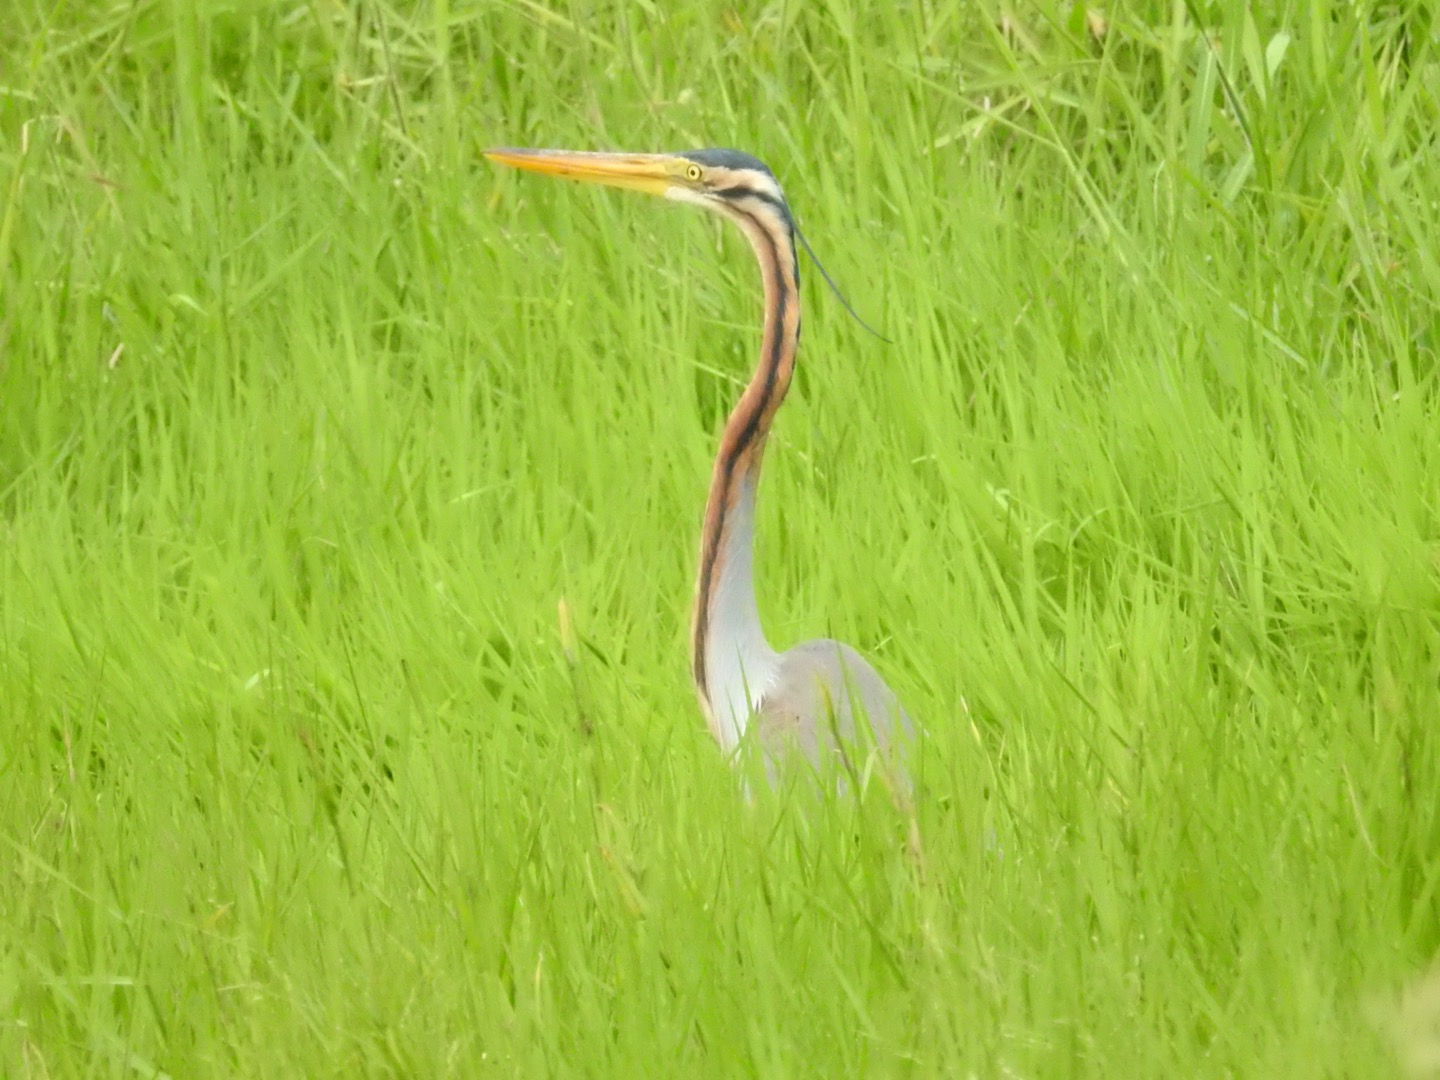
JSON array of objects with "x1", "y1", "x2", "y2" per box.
[{"x1": 691, "y1": 213, "x2": 801, "y2": 752}]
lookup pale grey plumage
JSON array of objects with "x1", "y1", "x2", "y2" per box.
[{"x1": 754, "y1": 640, "x2": 915, "y2": 777}]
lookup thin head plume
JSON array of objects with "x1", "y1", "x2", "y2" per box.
[{"x1": 794, "y1": 223, "x2": 892, "y2": 345}]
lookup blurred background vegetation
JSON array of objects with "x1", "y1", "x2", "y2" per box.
[{"x1": 2, "y1": 1, "x2": 1438, "y2": 1076}]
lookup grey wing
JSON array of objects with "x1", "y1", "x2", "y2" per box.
[{"x1": 753, "y1": 638, "x2": 915, "y2": 773}]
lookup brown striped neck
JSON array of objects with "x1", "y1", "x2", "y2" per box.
[{"x1": 690, "y1": 206, "x2": 801, "y2": 750}]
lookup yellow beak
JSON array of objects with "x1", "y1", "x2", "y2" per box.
[{"x1": 484, "y1": 148, "x2": 675, "y2": 197}]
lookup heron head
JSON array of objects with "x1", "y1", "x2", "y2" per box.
[{"x1": 483, "y1": 147, "x2": 788, "y2": 217}]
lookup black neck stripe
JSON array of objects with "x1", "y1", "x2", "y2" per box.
[{"x1": 693, "y1": 201, "x2": 797, "y2": 693}]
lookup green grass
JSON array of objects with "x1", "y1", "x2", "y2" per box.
[{"x1": 3, "y1": 0, "x2": 1439, "y2": 1074}]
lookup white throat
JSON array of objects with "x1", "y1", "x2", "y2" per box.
[{"x1": 703, "y1": 472, "x2": 778, "y2": 752}]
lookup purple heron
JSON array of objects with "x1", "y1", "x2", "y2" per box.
[{"x1": 486, "y1": 147, "x2": 913, "y2": 779}]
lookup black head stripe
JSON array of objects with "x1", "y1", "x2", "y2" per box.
[
  {"x1": 681, "y1": 148, "x2": 777, "y2": 176},
  {"x1": 714, "y1": 186, "x2": 788, "y2": 217}
]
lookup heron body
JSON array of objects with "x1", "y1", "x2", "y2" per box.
[{"x1": 486, "y1": 146, "x2": 913, "y2": 779}]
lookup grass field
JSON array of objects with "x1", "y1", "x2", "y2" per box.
[{"x1": 3, "y1": 1, "x2": 1439, "y2": 1075}]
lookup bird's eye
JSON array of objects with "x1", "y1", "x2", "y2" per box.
[{"x1": 685, "y1": 164, "x2": 703, "y2": 182}]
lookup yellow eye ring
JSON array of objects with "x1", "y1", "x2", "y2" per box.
[{"x1": 685, "y1": 164, "x2": 703, "y2": 182}]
